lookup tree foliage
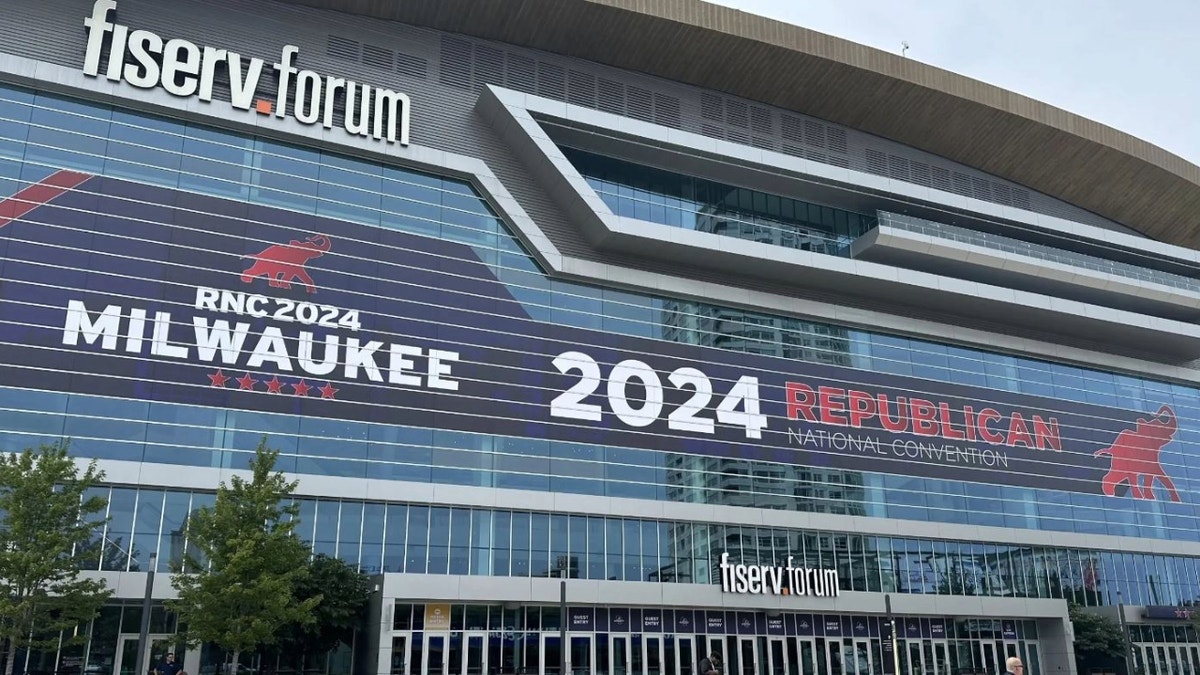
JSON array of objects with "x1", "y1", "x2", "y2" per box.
[
  {"x1": 168, "y1": 441, "x2": 319, "y2": 669},
  {"x1": 275, "y1": 554, "x2": 371, "y2": 661},
  {"x1": 1069, "y1": 603, "x2": 1128, "y2": 674},
  {"x1": 0, "y1": 441, "x2": 111, "y2": 675}
]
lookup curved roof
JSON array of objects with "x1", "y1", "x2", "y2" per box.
[{"x1": 281, "y1": 0, "x2": 1200, "y2": 248}]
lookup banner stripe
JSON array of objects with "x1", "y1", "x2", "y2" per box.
[{"x1": 0, "y1": 170, "x2": 93, "y2": 229}]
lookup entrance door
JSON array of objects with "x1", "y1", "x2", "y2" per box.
[
  {"x1": 794, "y1": 638, "x2": 820, "y2": 675},
  {"x1": 114, "y1": 634, "x2": 177, "y2": 675},
  {"x1": 462, "y1": 632, "x2": 486, "y2": 675},
  {"x1": 670, "y1": 636, "x2": 695, "y2": 675},
  {"x1": 978, "y1": 642, "x2": 1000, "y2": 675},
  {"x1": 542, "y1": 634, "x2": 563, "y2": 675},
  {"x1": 612, "y1": 635, "x2": 631, "y2": 675},
  {"x1": 391, "y1": 634, "x2": 411, "y2": 675},
  {"x1": 905, "y1": 639, "x2": 949, "y2": 675},
  {"x1": 424, "y1": 634, "x2": 449, "y2": 675},
  {"x1": 767, "y1": 638, "x2": 790, "y2": 675},
  {"x1": 569, "y1": 634, "x2": 594, "y2": 675},
  {"x1": 737, "y1": 637, "x2": 760, "y2": 675},
  {"x1": 643, "y1": 636, "x2": 664, "y2": 675},
  {"x1": 843, "y1": 640, "x2": 872, "y2": 675}
]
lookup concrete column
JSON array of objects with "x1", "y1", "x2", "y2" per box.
[
  {"x1": 1037, "y1": 616, "x2": 1078, "y2": 675},
  {"x1": 367, "y1": 576, "x2": 389, "y2": 675}
]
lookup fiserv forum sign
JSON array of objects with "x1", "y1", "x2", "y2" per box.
[{"x1": 82, "y1": 0, "x2": 411, "y2": 146}]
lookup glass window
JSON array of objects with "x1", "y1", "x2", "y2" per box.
[
  {"x1": 104, "y1": 110, "x2": 184, "y2": 186},
  {"x1": 316, "y1": 152, "x2": 383, "y2": 224},
  {"x1": 406, "y1": 506, "x2": 430, "y2": 574},
  {"x1": 361, "y1": 503, "x2": 386, "y2": 573},
  {"x1": 313, "y1": 500, "x2": 340, "y2": 558},
  {"x1": 296, "y1": 417, "x2": 370, "y2": 478},
  {"x1": 449, "y1": 509, "x2": 471, "y2": 575},
  {"x1": 491, "y1": 510, "x2": 512, "y2": 577},
  {"x1": 251, "y1": 139, "x2": 319, "y2": 212},
  {"x1": 178, "y1": 125, "x2": 251, "y2": 198},
  {"x1": 338, "y1": 501, "x2": 364, "y2": 567},
  {"x1": 24, "y1": 94, "x2": 111, "y2": 174},
  {"x1": 62, "y1": 395, "x2": 147, "y2": 462},
  {"x1": 130, "y1": 489, "x2": 164, "y2": 572},
  {"x1": 144, "y1": 404, "x2": 222, "y2": 467},
  {"x1": 383, "y1": 504, "x2": 408, "y2": 573},
  {"x1": 102, "y1": 488, "x2": 138, "y2": 571},
  {"x1": 510, "y1": 512, "x2": 531, "y2": 577}
]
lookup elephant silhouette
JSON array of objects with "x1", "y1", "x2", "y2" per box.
[
  {"x1": 1095, "y1": 404, "x2": 1181, "y2": 502},
  {"x1": 240, "y1": 234, "x2": 331, "y2": 294}
]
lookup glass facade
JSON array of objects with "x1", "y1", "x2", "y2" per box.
[
  {"x1": 388, "y1": 603, "x2": 1045, "y2": 675},
  {"x1": 2, "y1": 82, "x2": 1200, "y2": 543},
  {"x1": 560, "y1": 146, "x2": 876, "y2": 256},
  {"x1": 81, "y1": 486, "x2": 1200, "y2": 608}
]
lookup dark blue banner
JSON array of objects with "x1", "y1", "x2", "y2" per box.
[
  {"x1": 1143, "y1": 606, "x2": 1196, "y2": 621},
  {"x1": 0, "y1": 172, "x2": 1187, "y2": 500}
]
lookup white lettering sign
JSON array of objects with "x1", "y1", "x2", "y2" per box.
[
  {"x1": 60, "y1": 291, "x2": 457, "y2": 390},
  {"x1": 82, "y1": 0, "x2": 411, "y2": 145},
  {"x1": 718, "y1": 552, "x2": 840, "y2": 597}
]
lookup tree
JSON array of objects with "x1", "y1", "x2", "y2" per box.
[
  {"x1": 1069, "y1": 603, "x2": 1128, "y2": 675},
  {"x1": 168, "y1": 441, "x2": 319, "y2": 672},
  {"x1": 272, "y1": 555, "x2": 371, "y2": 670},
  {"x1": 0, "y1": 441, "x2": 111, "y2": 675}
]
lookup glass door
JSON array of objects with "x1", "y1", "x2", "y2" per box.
[
  {"x1": 672, "y1": 635, "x2": 696, "y2": 675},
  {"x1": 644, "y1": 636, "x2": 664, "y2": 675},
  {"x1": 768, "y1": 638, "x2": 790, "y2": 675},
  {"x1": 1138, "y1": 645, "x2": 1156, "y2": 675},
  {"x1": 978, "y1": 642, "x2": 999, "y2": 675},
  {"x1": 542, "y1": 634, "x2": 563, "y2": 675},
  {"x1": 1023, "y1": 642, "x2": 1041, "y2": 675},
  {"x1": 846, "y1": 640, "x2": 871, "y2": 675},
  {"x1": 570, "y1": 634, "x2": 594, "y2": 675},
  {"x1": 425, "y1": 634, "x2": 448, "y2": 675},
  {"x1": 612, "y1": 635, "x2": 631, "y2": 675},
  {"x1": 391, "y1": 634, "x2": 411, "y2": 675},
  {"x1": 929, "y1": 641, "x2": 948, "y2": 675},
  {"x1": 906, "y1": 639, "x2": 947, "y2": 675},
  {"x1": 114, "y1": 634, "x2": 177, "y2": 675},
  {"x1": 795, "y1": 638, "x2": 819, "y2": 675},
  {"x1": 463, "y1": 632, "x2": 486, "y2": 675},
  {"x1": 738, "y1": 636, "x2": 759, "y2": 675}
]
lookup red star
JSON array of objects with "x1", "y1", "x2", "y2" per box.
[
  {"x1": 318, "y1": 382, "x2": 339, "y2": 399},
  {"x1": 291, "y1": 379, "x2": 312, "y2": 397},
  {"x1": 264, "y1": 376, "x2": 284, "y2": 394},
  {"x1": 236, "y1": 373, "x2": 258, "y2": 390},
  {"x1": 208, "y1": 370, "x2": 230, "y2": 387}
]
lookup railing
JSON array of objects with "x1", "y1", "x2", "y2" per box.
[{"x1": 876, "y1": 212, "x2": 1200, "y2": 293}]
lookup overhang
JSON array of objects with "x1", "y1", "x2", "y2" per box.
[{"x1": 275, "y1": 0, "x2": 1200, "y2": 249}]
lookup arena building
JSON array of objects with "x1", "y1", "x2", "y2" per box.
[{"x1": 2, "y1": 2, "x2": 1200, "y2": 675}]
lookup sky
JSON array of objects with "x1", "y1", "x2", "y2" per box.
[{"x1": 708, "y1": 0, "x2": 1200, "y2": 166}]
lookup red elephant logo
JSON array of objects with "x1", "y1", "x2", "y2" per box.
[
  {"x1": 240, "y1": 234, "x2": 331, "y2": 294},
  {"x1": 1095, "y1": 404, "x2": 1181, "y2": 502}
]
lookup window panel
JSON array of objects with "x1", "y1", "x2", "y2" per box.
[
  {"x1": 102, "y1": 488, "x2": 138, "y2": 571},
  {"x1": 130, "y1": 489, "x2": 164, "y2": 572}
]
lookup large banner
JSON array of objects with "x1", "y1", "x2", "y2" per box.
[{"x1": 0, "y1": 171, "x2": 1184, "y2": 500}]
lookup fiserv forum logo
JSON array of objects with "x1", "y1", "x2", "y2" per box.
[
  {"x1": 1096, "y1": 404, "x2": 1182, "y2": 502},
  {"x1": 241, "y1": 234, "x2": 331, "y2": 294},
  {"x1": 82, "y1": 0, "x2": 410, "y2": 145}
]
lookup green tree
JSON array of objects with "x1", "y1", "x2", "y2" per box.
[
  {"x1": 0, "y1": 441, "x2": 111, "y2": 675},
  {"x1": 272, "y1": 554, "x2": 371, "y2": 670},
  {"x1": 168, "y1": 441, "x2": 319, "y2": 672},
  {"x1": 1069, "y1": 603, "x2": 1128, "y2": 675}
]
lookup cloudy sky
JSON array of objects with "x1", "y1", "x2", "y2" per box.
[{"x1": 710, "y1": 0, "x2": 1200, "y2": 166}]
